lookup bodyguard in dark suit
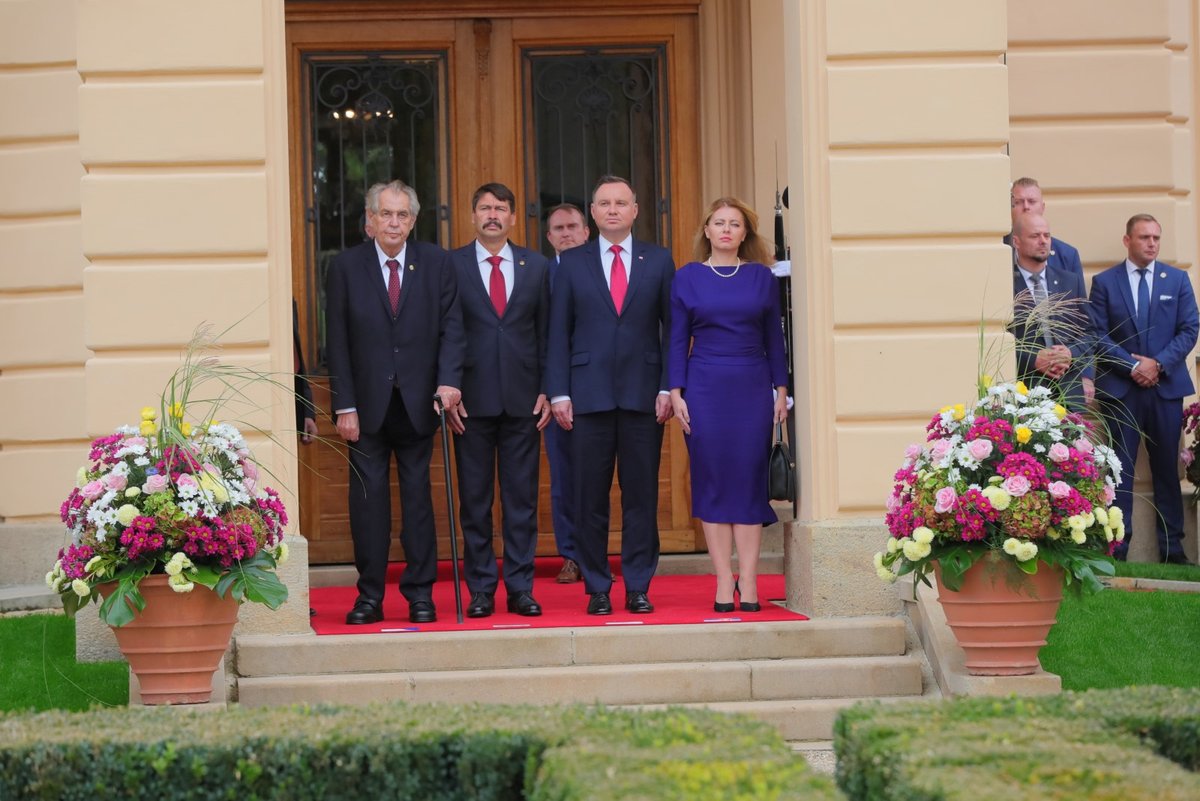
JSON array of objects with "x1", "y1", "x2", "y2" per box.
[
  {"x1": 1009, "y1": 214, "x2": 1094, "y2": 411},
  {"x1": 1090, "y1": 214, "x2": 1198, "y2": 564},
  {"x1": 325, "y1": 180, "x2": 466, "y2": 624},
  {"x1": 547, "y1": 176, "x2": 675, "y2": 615},
  {"x1": 446, "y1": 183, "x2": 551, "y2": 618},
  {"x1": 543, "y1": 203, "x2": 589, "y2": 585},
  {"x1": 1006, "y1": 177, "x2": 1084, "y2": 276}
]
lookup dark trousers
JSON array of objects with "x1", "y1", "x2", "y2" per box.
[
  {"x1": 544, "y1": 421, "x2": 578, "y2": 562},
  {"x1": 453, "y1": 413, "x2": 541, "y2": 594},
  {"x1": 348, "y1": 389, "x2": 437, "y2": 605},
  {"x1": 1104, "y1": 390, "x2": 1187, "y2": 559},
  {"x1": 571, "y1": 409, "x2": 663, "y2": 594}
]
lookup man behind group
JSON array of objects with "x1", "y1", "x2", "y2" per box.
[
  {"x1": 325, "y1": 179, "x2": 465, "y2": 624},
  {"x1": 1010, "y1": 213, "x2": 1094, "y2": 410},
  {"x1": 1090, "y1": 214, "x2": 1198, "y2": 564},
  {"x1": 543, "y1": 203, "x2": 588, "y2": 584},
  {"x1": 1006, "y1": 177, "x2": 1083, "y2": 276},
  {"x1": 547, "y1": 176, "x2": 675, "y2": 615},
  {"x1": 446, "y1": 183, "x2": 551, "y2": 618}
]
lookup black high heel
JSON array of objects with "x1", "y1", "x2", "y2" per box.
[
  {"x1": 714, "y1": 578, "x2": 735, "y2": 613},
  {"x1": 735, "y1": 579, "x2": 761, "y2": 612}
]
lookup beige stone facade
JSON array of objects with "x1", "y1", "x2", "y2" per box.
[{"x1": 1, "y1": 1, "x2": 1197, "y2": 631}]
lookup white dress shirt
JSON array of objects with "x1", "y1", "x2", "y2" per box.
[{"x1": 475, "y1": 241, "x2": 515, "y2": 303}]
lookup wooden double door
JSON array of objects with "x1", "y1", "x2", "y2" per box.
[{"x1": 286, "y1": 1, "x2": 702, "y2": 564}]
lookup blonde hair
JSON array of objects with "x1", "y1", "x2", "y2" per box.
[{"x1": 692, "y1": 197, "x2": 774, "y2": 264}]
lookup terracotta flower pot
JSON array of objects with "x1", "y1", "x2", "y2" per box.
[
  {"x1": 934, "y1": 556, "x2": 1063, "y2": 676},
  {"x1": 103, "y1": 574, "x2": 239, "y2": 704}
]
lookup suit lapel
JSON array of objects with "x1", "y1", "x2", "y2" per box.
[
  {"x1": 1114, "y1": 265, "x2": 1137, "y2": 323},
  {"x1": 621, "y1": 239, "x2": 649, "y2": 313},
  {"x1": 508, "y1": 245, "x2": 532, "y2": 315},
  {"x1": 361, "y1": 244, "x2": 394, "y2": 320},
  {"x1": 583, "y1": 241, "x2": 617, "y2": 315},
  {"x1": 393, "y1": 242, "x2": 420, "y2": 318},
  {"x1": 459, "y1": 246, "x2": 495, "y2": 318}
]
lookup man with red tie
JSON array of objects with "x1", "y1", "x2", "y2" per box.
[
  {"x1": 547, "y1": 176, "x2": 675, "y2": 615},
  {"x1": 445, "y1": 183, "x2": 552, "y2": 617},
  {"x1": 325, "y1": 180, "x2": 465, "y2": 625}
]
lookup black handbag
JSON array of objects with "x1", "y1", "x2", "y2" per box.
[{"x1": 768, "y1": 422, "x2": 795, "y2": 503}]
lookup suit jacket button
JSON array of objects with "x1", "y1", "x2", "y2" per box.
[
  {"x1": 387, "y1": 374, "x2": 394, "y2": 382},
  {"x1": 393, "y1": 347, "x2": 399, "y2": 353}
]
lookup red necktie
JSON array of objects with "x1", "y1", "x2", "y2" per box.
[
  {"x1": 386, "y1": 259, "x2": 400, "y2": 315},
  {"x1": 609, "y1": 244, "x2": 627, "y2": 314},
  {"x1": 487, "y1": 255, "x2": 506, "y2": 317}
]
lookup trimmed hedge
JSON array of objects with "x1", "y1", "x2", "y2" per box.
[
  {"x1": 834, "y1": 686, "x2": 1200, "y2": 801},
  {"x1": 0, "y1": 703, "x2": 839, "y2": 801}
]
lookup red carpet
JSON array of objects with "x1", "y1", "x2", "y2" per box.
[{"x1": 310, "y1": 557, "x2": 807, "y2": 635}]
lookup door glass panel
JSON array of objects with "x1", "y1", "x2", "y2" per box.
[
  {"x1": 523, "y1": 47, "x2": 670, "y2": 257},
  {"x1": 302, "y1": 52, "x2": 450, "y2": 370}
]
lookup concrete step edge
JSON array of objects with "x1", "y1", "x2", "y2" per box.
[{"x1": 0, "y1": 584, "x2": 59, "y2": 613}]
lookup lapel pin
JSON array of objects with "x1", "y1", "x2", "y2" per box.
[
  {"x1": 408, "y1": 264, "x2": 415, "y2": 271},
  {"x1": 1160, "y1": 271, "x2": 1166, "y2": 278},
  {"x1": 519, "y1": 259, "x2": 525, "y2": 266},
  {"x1": 638, "y1": 255, "x2": 644, "y2": 260}
]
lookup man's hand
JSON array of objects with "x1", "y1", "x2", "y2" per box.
[
  {"x1": 655, "y1": 394, "x2": 673, "y2": 424},
  {"x1": 301, "y1": 417, "x2": 319, "y2": 445},
  {"x1": 532, "y1": 394, "x2": 552, "y2": 431},
  {"x1": 1034, "y1": 345, "x2": 1072, "y2": 379},
  {"x1": 670, "y1": 390, "x2": 690, "y2": 435},
  {"x1": 552, "y1": 399, "x2": 573, "y2": 431},
  {"x1": 433, "y1": 385, "x2": 462, "y2": 413},
  {"x1": 1082, "y1": 376, "x2": 1095, "y2": 405},
  {"x1": 335, "y1": 411, "x2": 360, "y2": 443},
  {"x1": 446, "y1": 401, "x2": 468, "y2": 434},
  {"x1": 1131, "y1": 354, "x2": 1160, "y2": 388}
]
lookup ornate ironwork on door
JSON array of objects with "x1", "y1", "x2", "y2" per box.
[
  {"x1": 301, "y1": 52, "x2": 451, "y2": 369},
  {"x1": 523, "y1": 47, "x2": 670, "y2": 257}
]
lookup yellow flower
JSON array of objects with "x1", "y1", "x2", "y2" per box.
[
  {"x1": 1015, "y1": 381, "x2": 1029, "y2": 396},
  {"x1": 939, "y1": 405, "x2": 952, "y2": 414},
  {"x1": 198, "y1": 472, "x2": 229, "y2": 504},
  {"x1": 980, "y1": 374, "x2": 993, "y2": 389},
  {"x1": 140, "y1": 406, "x2": 157, "y2": 421},
  {"x1": 115, "y1": 504, "x2": 139, "y2": 526},
  {"x1": 981, "y1": 485, "x2": 1011, "y2": 511},
  {"x1": 169, "y1": 402, "x2": 185, "y2": 420},
  {"x1": 180, "y1": 421, "x2": 192, "y2": 437},
  {"x1": 1054, "y1": 404, "x2": 1067, "y2": 420},
  {"x1": 1015, "y1": 426, "x2": 1032, "y2": 444},
  {"x1": 912, "y1": 526, "x2": 935, "y2": 545},
  {"x1": 139, "y1": 420, "x2": 157, "y2": 437},
  {"x1": 952, "y1": 404, "x2": 966, "y2": 421}
]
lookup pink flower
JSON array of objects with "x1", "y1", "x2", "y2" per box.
[
  {"x1": 966, "y1": 439, "x2": 993, "y2": 461},
  {"x1": 143, "y1": 474, "x2": 170, "y2": 494},
  {"x1": 934, "y1": 486, "x2": 957, "y2": 513},
  {"x1": 1073, "y1": 438, "x2": 1094, "y2": 455},
  {"x1": 242, "y1": 460, "x2": 259, "y2": 480},
  {"x1": 1048, "y1": 443, "x2": 1071, "y2": 463},
  {"x1": 1182, "y1": 449, "x2": 1196, "y2": 467},
  {"x1": 176, "y1": 473, "x2": 200, "y2": 493},
  {"x1": 243, "y1": 477, "x2": 256, "y2": 495},
  {"x1": 929, "y1": 439, "x2": 953, "y2": 462},
  {"x1": 81, "y1": 480, "x2": 105, "y2": 501},
  {"x1": 103, "y1": 472, "x2": 127, "y2": 492},
  {"x1": 124, "y1": 436, "x2": 147, "y2": 450},
  {"x1": 1047, "y1": 480, "x2": 1072, "y2": 499},
  {"x1": 1104, "y1": 485, "x2": 1116, "y2": 504},
  {"x1": 1002, "y1": 475, "x2": 1031, "y2": 497}
]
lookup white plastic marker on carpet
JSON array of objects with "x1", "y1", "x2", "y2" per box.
[
  {"x1": 604, "y1": 621, "x2": 644, "y2": 625},
  {"x1": 379, "y1": 627, "x2": 421, "y2": 633},
  {"x1": 492, "y1": 623, "x2": 532, "y2": 628},
  {"x1": 703, "y1": 617, "x2": 742, "y2": 623}
]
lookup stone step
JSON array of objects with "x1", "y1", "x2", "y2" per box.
[
  {"x1": 0, "y1": 584, "x2": 58, "y2": 613},
  {"x1": 0, "y1": 524, "x2": 64, "y2": 587},
  {"x1": 236, "y1": 654, "x2": 924, "y2": 708},
  {"x1": 235, "y1": 617, "x2": 907, "y2": 677}
]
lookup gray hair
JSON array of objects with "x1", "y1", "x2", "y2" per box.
[{"x1": 366, "y1": 180, "x2": 421, "y2": 218}]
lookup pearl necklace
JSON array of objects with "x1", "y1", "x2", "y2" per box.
[{"x1": 705, "y1": 258, "x2": 742, "y2": 278}]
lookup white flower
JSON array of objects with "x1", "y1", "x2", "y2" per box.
[
  {"x1": 1015, "y1": 542, "x2": 1039, "y2": 562},
  {"x1": 901, "y1": 539, "x2": 931, "y2": 561},
  {"x1": 1093, "y1": 507, "x2": 1109, "y2": 526},
  {"x1": 84, "y1": 555, "x2": 103, "y2": 572},
  {"x1": 45, "y1": 569, "x2": 59, "y2": 589},
  {"x1": 179, "y1": 500, "x2": 200, "y2": 518},
  {"x1": 115, "y1": 504, "x2": 139, "y2": 527},
  {"x1": 1108, "y1": 506, "x2": 1124, "y2": 525},
  {"x1": 1114, "y1": 523, "x2": 1126, "y2": 542},
  {"x1": 1003, "y1": 537, "x2": 1020, "y2": 555},
  {"x1": 71, "y1": 579, "x2": 90, "y2": 598},
  {"x1": 134, "y1": 456, "x2": 150, "y2": 467},
  {"x1": 275, "y1": 541, "x2": 289, "y2": 565},
  {"x1": 877, "y1": 567, "x2": 898, "y2": 583},
  {"x1": 168, "y1": 573, "x2": 195, "y2": 593},
  {"x1": 981, "y1": 485, "x2": 1011, "y2": 511},
  {"x1": 886, "y1": 537, "x2": 901, "y2": 554},
  {"x1": 912, "y1": 526, "x2": 935, "y2": 545},
  {"x1": 75, "y1": 467, "x2": 88, "y2": 488},
  {"x1": 1070, "y1": 529, "x2": 1087, "y2": 545},
  {"x1": 1067, "y1": 514, "x2": 1088, "y2": 531},
  {"x1": 124, "y1": 487, "x2": 141, "y2": 499}
]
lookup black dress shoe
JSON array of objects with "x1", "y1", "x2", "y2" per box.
[
  {"x1": 587, "y1": 592, "x2": 613, "y2": 615},
  {"x1": 625, "y1": 591, "x2": 654, "y2": 614},
  {"x1": 506, "y1": 590, "x2": 542, "y2": 617},
  {"x1": 345, "y1": 600, "x2": 383, "y2": 625},
  {"x1": 466, "y1": 592, "x2": 495, "y2": 618},
  {"x1": 1165, "y1": 553, "x2": 1195, "y2": 566},
  {"x1": 408, "y1": 599, "x2": 437, "y2": 623}
]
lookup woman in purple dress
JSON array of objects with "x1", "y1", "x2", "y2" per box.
[{"x1": 669, "y1": 197, "x2": 789, "y2": 613}]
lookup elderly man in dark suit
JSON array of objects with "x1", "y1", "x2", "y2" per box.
[
  {"x1": 325, "y1": 179, "x2": 465, "y2": 624},
  {"x1": 1091, "y1": 214, "x2": 1198, "y2": 565},
  {"x1": 547, "y1": 175, "x2": 675, "y2": 616},
  {"x1": 1010, "y1": 214, "x2": 1094, "y2": 411},
  {"x1": 445, "y1": 183, "x2": 551, "y2": 618}
]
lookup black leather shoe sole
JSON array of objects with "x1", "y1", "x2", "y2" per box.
[
  {"x1": 587, "y1": 593, "x2": 613, "y2": 615},
  {"x1": 409, "y1": 601, "x2": 437, "y2": 623},
  {"x1": 345, "y1": 602, "x2": 383, "y2": 625}
]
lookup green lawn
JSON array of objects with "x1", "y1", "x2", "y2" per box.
[{"x1": 0, "y1": 613, "x2": 128, "y2": 712}]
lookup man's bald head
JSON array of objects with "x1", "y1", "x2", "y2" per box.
[{"x1": 1012, "y1": 214, "x2": 1052, "y2": 270}]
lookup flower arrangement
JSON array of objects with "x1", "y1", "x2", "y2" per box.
[
  {"x1": 875, "y1": 379, "x2": 1123, "y2": 595},
  {"x1": 1181, "y1": 402, "x2": 1200, "y2": 503},
  {"x1": 47, "y1": 330, "x2": 291, "y2": 627}
]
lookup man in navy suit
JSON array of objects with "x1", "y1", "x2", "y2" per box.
[
  {"x1": 547, "y1": 176, "x2": 675, "y2": 615},
  {"x1": 1090, "y1": 214, "x2": 1198, "y2": 564},
  {"x1": 1005, "y1": 177, "x2": 1083, "y2": 276},
  {"x1": 325, "y1": 180, "x2": 466, "y2": 624},
  {"x1": 446, "y1": 183, "x2": 551, "y2": 618},
  {"x1": 543, "y1": 203, "x2": 588, "y2": 585},
  {"x1": 1010, "y1": 214, "x2": 1094, "y2": 410}
]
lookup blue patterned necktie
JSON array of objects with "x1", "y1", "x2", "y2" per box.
[{"x1": 1136, "y1": 268, "x2": 1150, "y2": 353}]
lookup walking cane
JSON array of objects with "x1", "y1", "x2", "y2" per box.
[{"x1": 433, "y1": 393, "x2": 465, "y2": 624}]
